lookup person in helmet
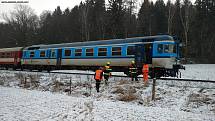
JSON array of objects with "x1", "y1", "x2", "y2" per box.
[
  {"x1": 103, "y1": 62, "x2": 112, "y2": 85},
  {"x1": 129, "y1": 61, "x2": 138, "y2": 81}
]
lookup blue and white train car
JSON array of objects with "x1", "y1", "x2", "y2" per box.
[{"x1": 21, "y1": 35, "x2": 184, "y2": 77}]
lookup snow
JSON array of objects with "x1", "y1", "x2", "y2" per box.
[
  {"x1": 0, "y1": 86, "x2": 215, "y2": 121},
  {"x1": 180, "y1": 64, "x2": 215, "y2": 80},
  {"x1": 0, "y1": 64, "x2": 215, "y2": 121}
]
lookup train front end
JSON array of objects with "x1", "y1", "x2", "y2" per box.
[{"x1": 152, "y1": 39, "x2": 185, "y2": 78}]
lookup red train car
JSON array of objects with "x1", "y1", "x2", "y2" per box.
[{"x1": 0, "y1": 47, "x2": 23, "y2": 69}]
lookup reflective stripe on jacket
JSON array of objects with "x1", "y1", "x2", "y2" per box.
[
  {"x1": 95, "y1": 70, "x2": 103, "y2": 80},
  {"x1": 104, "y1": 66, "x2": 112, "y2": 76},
  {"x1": 129, "y1": 64, "x2": 137, "y2": 74}
]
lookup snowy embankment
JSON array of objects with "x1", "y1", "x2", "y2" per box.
[
  {"x1": 0, "y1": 86, "x2": 215, "y2": 121},
  {"x1": 0, "y1": 64, "x2": 215, "y2": 121},
  {"x1": 180, "y1": 64, "x2": 215, "y2": 80}
]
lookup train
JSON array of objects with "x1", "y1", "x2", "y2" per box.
[{"x1": 0, "y1": 35, "x2": 185, "y2": 78}]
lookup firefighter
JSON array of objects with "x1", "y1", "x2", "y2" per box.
[
  {"x1": 94, "y1": 67, "x2": 103, "y2": 93},
  {"x1": 103, "y1": 62, "x2": 112, "y2": 85},
  {"x1": 142, "y1": 64, "x2": 149, "y2": 86},
  {"x1": 129, "y1": 61, "x2": 138, "y2": 81}
]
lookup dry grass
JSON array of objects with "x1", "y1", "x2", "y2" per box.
[
  {"x1": 15, "y1": 73, "x2": 25, "y2": 85},
  {"x1": 127, "y1": 86, "x2": 136, "y2": 93},
  {"x1": 114, "y1": 85, "x2": 138, "y2": 102},
  {"x1": 0, "y1": 80, "x2": 4, "y2": 85},
  {"x1": 28, "y1": 74, "x2": 40, "y2": 88},
  {"x1": 117, "y1": 80, "x2": 129, "y2": 85},
  {"x1": 112, "y1": 86, "x2": 125, "y2": 94},
  {"x1": 52, "y1": 80, "x2": 65, "y2": 92},
  {"x1": 118, "y1": 93, "x2": 137, "y2": 102}
]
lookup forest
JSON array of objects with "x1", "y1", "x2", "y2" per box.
[{"x1": 0, "y1": 0, "x2": 214, "y2": 63}]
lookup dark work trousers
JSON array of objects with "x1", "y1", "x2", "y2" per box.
[
  {"x1": 104, "y1": 75, "x2": 109, "y2": 85},
  {"x1": 96, "y1": 80, "x2": 101, "y2": 92},
  {"x1": 131, "y1": 73, "x2": 138, "y2": 81}
]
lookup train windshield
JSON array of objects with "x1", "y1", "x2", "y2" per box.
[{"x1": 157, "y1": 44, "x2": 176, "y2": 53}]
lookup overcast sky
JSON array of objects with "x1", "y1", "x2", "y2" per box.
[{"x1": 0, "y1": 0, "x2": 195, "y2": 22}]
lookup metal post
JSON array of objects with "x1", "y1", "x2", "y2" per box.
[
  {"x1": 152, "y1": 78, "x2": 156, "y2": 100},
  {"x1": 69, "y1": 77, "x2": 71, "y2": 95}
]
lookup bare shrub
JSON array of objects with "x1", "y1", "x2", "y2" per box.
[
  {"x1": 117, "y1": 80, "x2": 129, "y2": 85},
  {"x1": 127, "y1": 86, "x2": 136, "y2": 93},
  {"x1": 188, "y1": 93, "x2": 211, "y2": 103},
  {"x1": 15, "y1": 72, "x2": 26, "y2": 85},
  {"x1": 186, "y1": 93, "x2": 212, "y2": 108},
  {"x1": 52, "y1": 80, "x2": 65, "y2": 92},
  {"x1": 28, "y1": 74, "x2": 40, "y2": 88},
  {"x1": 118, "y1": 93, "x2": 137, "y2": 102},
  {"x1": 112, "y1": 86, "x2": 125, "y2": 94},
  {"x1": 0, "y1": 80, "x2": 4, "y2": 85}
]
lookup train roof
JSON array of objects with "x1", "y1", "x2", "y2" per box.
[
  {"x1": 0, "y1": 47, "x2": 23, "y2": 52},
  {"x1": 24, "y1": 35, "x2": 174, "y2": 50}
]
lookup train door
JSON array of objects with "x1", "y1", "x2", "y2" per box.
[
  {"x1": 144, "y1": 43, "x2": 153, "y2": 64},
  {"x1": 56, "y1": 49, "x2": 62, "y2": 69},
  {"x1": 135, "y1": 44, "x2": 145, "y2": 68},
  {"x1": 14, "y1": 52, "x2": 18, "y2": 65}
]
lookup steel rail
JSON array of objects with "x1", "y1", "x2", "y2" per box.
[
  {"x1": 2, "y1": 69, "x2": 215, "y2": 83},
  {"x1": 158, "y1": 77, "x2": 215, "y2": 83},
  {"x1": 41, "y1": 71, "x2": 215, "y2": 83},
  {"x1": 50, "y1": 72, "x2": 215, "y2": 83}
]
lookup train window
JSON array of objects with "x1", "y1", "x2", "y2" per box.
[
  {"x1": 40, "y1": 51, "x2": 46, "y2": 57},
  {"x1": 1, "y1": 53, "x2": 5, "y2": 58},
  {"x1": 30, "y1": 51, "x2": 34, "y2": 57},
  {"x1": 157, "y1": 44, "x2": 163, "y2": 53},
  {"x1": 164, "y1": 45, "x2": 169, "y2": 53},
  {"x1": 65, "y1": 49, "x2": 71, "y2": 56},
  {"x1": 112, "y1": 47, "x2": 121, "y2": 56},
  {"x1": 98, "y1": 48, "x2": 107, "y2": 56},
  {"x1": 165, "y1": 44, "x2": 175, "y2": 53},
  {"x1": 75, "y1": 49, "x2": 82, "y2": 56},
  {"x1": 127, "y1": 46, "x2": 134, "y2": 55},
  {"x1": 86, "y1": 48, "x2": 94, "y2": 56},
  {"x1": 51, "y1": 50, "x2": 56, "y2": 57},
  {"x1": 6, "y1": 53, "x2": 10, "y2": 58}
]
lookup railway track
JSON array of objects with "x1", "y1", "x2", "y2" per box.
[{"x1": 2, "y1": 69, "x2": 215, "y2": 84}]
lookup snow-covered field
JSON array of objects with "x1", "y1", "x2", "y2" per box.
[
  {"x1": 0, "y1": 64, "x2": 215, "y2": 121},
  {"x1": 180, "y1": 64, "x2": 215, "y2": 80}
]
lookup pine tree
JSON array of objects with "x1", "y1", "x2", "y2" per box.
[
  {"x1": 153, "y1": 0, "x2": 167, "y2": 34},
  {"x1": 106, "y1": 0, "x2": 126, "y2": 38},
  {"x1": 137, "y1": 0, "x2": 153, "y2": 36}
]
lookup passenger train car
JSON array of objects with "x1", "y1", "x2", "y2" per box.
[
  {"x1": 19, "y1": 35, "x2": 184, "y2": 78},
  {"x1": 0, "y1": 47, "x2": 23, "y2": 69}
]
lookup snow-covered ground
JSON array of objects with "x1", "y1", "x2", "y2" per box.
[
  {"x1": 181, "y1": 64, "x2": 215, "y2": 80},
  {"x1": 0, "y1": 64, "x2": 215, "y2": 121},
  {"x1": 0, "y1": 86, "x2": 215, "y2": 121}
]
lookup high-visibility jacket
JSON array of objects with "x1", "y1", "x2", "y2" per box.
[
  {"x1": 94, "y1": 70, "x2": 103, "y2": 81},
  {"x1": 104, "y1": 66, "x2": 112, "y2": 76},
  {"x1": 129, "y1": 64, "x2": 137, "y2": 74},
  {"x1": 142, "y1": 64, "x2": 149, "y2": 73}
]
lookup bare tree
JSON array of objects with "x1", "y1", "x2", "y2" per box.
[
  {"x1": 80, "y1": 1, "x2": 90, "y2": 41},
  {"x1": 180, "y1": 0, "x2": 192, "y2": 58},
  {"x1": 2, "y1": 5, "x2": 38, "y2": 46},
  {"x1": 167, "y1": 0, "x2": 175, "y2": 35},
  {"x1": 124, "y1": 0, "x2": 137, "y2": 37}
]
